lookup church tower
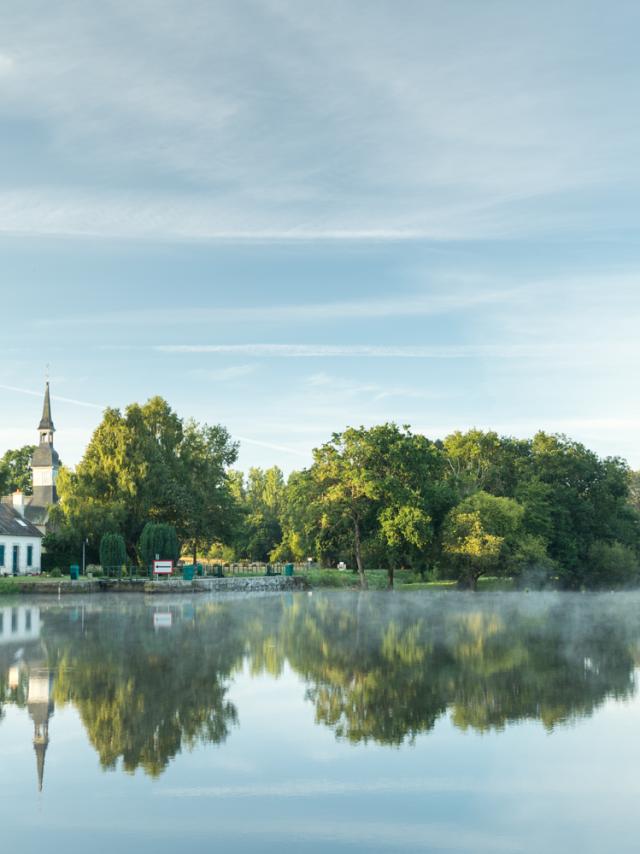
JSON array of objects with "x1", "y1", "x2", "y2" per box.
[{"x1": 31, "y1": 382, "x2": 60, "y2": 509}]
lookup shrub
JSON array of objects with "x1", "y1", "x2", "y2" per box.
[
  {"x1": 99, "y1": 533, "x2": 127, "y2": 570},
  {"x1": 138, "y1": 523, "x2": 180, "y2": 566},
  {"x1": 586, "y1": 541, "x2": 639, "y2": 588}
]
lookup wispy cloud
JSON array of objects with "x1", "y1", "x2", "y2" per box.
[
  {"x1": 189, "y1": 365, "x2": 257, "y2": 381},
  {"x1": 33, "y1": 283, "x2": 515, "y2": 328},
  {"x1": 156, "y1": 343, "x2": 545, "y2": 358},
  {"x1": 235, "y1": 436, "x2": 308, "y2": 457},
  {"x1": 0, "y1": 383, "x2": 104, "y2": 411},
  {"x1": 1, "y1": 2, "x2": 638, "y2": 242},
  {"x1": 305, "y1": 372, "x2": 439, "y2": 402}
]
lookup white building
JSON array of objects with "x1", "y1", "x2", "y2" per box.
[{"x1": 0, "y1": 504, "x2": 43, "y2": 575}]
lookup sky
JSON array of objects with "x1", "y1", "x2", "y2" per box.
[{"x1": 1, "y1": 0, "x2": 640, "y2": 472}]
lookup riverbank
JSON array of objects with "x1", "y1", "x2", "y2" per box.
[
  {"x1": 0, "y1": 575, "x2": 309, "y2": 596},
  {"x1": 0, "y1": 572, "x2": 517, "y2": 596}
]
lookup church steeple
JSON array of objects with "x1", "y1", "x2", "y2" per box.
[
  {"x1": 31, "y1": 382, "x2": 60, "y2": 512},
  {"x1": 38, "y1": 382, "x2": 55, "y2": 434}
]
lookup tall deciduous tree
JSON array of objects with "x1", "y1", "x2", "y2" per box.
[
  {"x1": 54, "y1": 397, "x2": 238, "y2": 562},
  {"x1": 0, "y1": 445, "x2": 36, "y2": 495},
  {"x1": 443, "y1": 492, "x2": 525, "y2": 589},
  {"x1": 171, "y1": 422, "x2": 239, "y2": 565},
  {"x1": 309, "y1": 424, "x2": 447, "y2": 588}
]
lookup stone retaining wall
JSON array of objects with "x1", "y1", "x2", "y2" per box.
[
  {"x1": 99, "y1": 575, "x2": 309, "y2": 594},
  {"x1": 0, "y1": 574, "x2": 309, "y2": 596}
]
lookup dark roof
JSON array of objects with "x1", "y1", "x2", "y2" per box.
[
  {"x1": 0, "y1": 504, "x2": 43, "y2": 538},
  {"x1": 38, "y1": 383, "x2": 55, "y2": 432},
  {"x1": 31, "y1": 444, "x2": 60, "y2": 467}
]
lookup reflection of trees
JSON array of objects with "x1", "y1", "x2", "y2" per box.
[
  {"x1": 52, "y1": 602, "x2": 244, "y2": 776},
  {"x1": 262, "y1": 593, "x2": 640, "y2": 744},
  {"x1": 5, "y1": 593, "x2": 639, "y2": 777}
]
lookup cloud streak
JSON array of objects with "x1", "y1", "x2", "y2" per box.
[
  {"x1": 156, "y1": 343, "x2": 546, "y2": 359},
  {"x1": 33, "y1": 283, "x2": 515, "y2": 328},
  {"x1": 0, "y1": 383, "x2": 104, "y2": 411}
]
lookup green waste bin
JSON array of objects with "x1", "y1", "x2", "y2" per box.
[
  {"x1": 284, "y1": 563, "x2": 294, "y2": 577},
  {"x1": 70, "y1": 564, "x2": 80, "y2": 581},
  {"x1": 182, "y1": 564, "x2": 195, "y2": 581},
  {"x1": 196, "y1": 563, "x2": 204, "y2": 577}
]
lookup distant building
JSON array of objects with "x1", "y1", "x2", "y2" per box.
[{"x1": 0, "y1": 383, "x2": 60, "y2": 573}]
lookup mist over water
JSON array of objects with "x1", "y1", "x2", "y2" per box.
[{"x1": 2, "y1": 590, "x2": 640, "y2": 852}]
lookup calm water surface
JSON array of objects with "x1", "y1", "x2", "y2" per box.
[{"x1": 1, "y1": 590, "x2": 640, "y2": 853}]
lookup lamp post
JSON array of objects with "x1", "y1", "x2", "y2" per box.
[{"x1": 82, "y1": 538, "x2": 88, "y2": 576}]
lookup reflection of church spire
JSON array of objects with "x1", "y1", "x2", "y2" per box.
[
  {"x1": 34, "y1": 726, "x2": 49, "y2": 793},
  {"x1": 27, "y1": 667, "x2": 54, "y2": 793}
]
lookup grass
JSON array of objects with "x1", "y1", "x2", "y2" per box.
[
  {"x1": 0, "y1": 577, "x2": 20, "y2": 595},
  {"x1": 302, "y1": 570, "x2": 516, "y2": 591},
  {"x1": 0, "y1": 574, "x2": 98, "y2": 596}
]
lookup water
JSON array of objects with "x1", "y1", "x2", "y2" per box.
[{"x1": 1, "y1": 590, "x2": 640, "y2": 853}]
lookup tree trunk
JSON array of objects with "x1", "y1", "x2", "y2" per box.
[
  {"x1": 192, "y1": 542, "x2": 197, "y2": 566},
  {"x1": 387, "y1": 564, "x2": 395, "y2": 589},
  {"x1": 353, "y1": 518, "x2": 368, "y2": 589}
]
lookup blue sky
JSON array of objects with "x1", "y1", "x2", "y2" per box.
[{"x1": 1, "y1": 1, "x2": 640, "y2": 471}]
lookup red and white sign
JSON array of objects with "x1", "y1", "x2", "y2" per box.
[{"x1": 153, "y1": 560, "x2": 173, "y2": 575}]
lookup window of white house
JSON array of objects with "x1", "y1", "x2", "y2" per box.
[
  {"x1": 0, "y1": 544, "x2": 4, "y2": 566},
  {"x1": 27, "y1": 545, "x2": 33, "y2": 567}
]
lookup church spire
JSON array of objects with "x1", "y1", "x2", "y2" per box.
[{"x1": 38, "y1": 382, "x2": 55, "y2": 433}]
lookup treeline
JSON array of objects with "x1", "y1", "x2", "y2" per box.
[
  {"x1": 232, "y1": 424, "x2": 640, "y2": 589},
  {"x1": 5, "y1": 396, "x2": 640, "y2": 589}
]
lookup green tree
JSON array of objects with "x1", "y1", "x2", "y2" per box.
[
  {"x1": 0, "y1": 445, "x2": 36, "y2": 495},
  {"x1": 170, "y1": 421, "x2": 239, "y2": 565},
  {"x1": 443, "y1": 492, "x2": 525, "y2": 589},
  {"x1": 526, "y1": 433, "x2": 639, "y2": 587},
  {"x1": 53, "y1": 397, "x2": 238, "y2": 562},
  {"x1": 586, "y1": 540, "x2": 639, "y2": 588},
  {"x1": 238, "y1": 467, "x2": 286, "y2": 561},
  {"x1": 310, "y1": 425, "x2": 440, "y2": 588},
  {"x1": 99, "y1": 533, "x2": 127, "y2": 569},
  {"x1": 138, "y1": 523, "x2": 180, "y2": 567}
]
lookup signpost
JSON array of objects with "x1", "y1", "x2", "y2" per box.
[{"x1": 153, "y1": 560, "x2": 173, "y2": 577}]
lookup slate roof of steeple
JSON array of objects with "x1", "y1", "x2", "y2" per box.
[
  {"x1": 38, "y1": 382, "x2": 55, "y2": 431},
  {"x1": 31, "y1": 444, "x2": 60, "y2": 468}
]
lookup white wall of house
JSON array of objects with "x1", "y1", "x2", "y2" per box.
[{"x1": 0, "y1": 536, "x2": 42, "y2": 575}]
